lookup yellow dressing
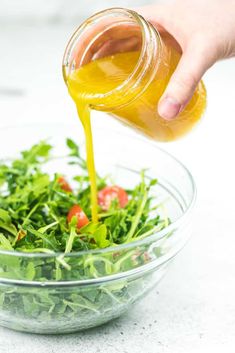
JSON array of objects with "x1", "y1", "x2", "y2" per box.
[
  {"x1": 76, "y1": 103, "x2": 98, "y2": 223},
  {"x1": 67, "y1": 50, "x2": 206, "y2": 222}
]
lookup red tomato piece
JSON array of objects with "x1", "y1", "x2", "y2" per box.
[
  {"x1": 57, "y1": 176, "x2": 72, "y2": 192},
  {"x1": 67, "y1": 205, "x2": 89, "y2": 229},
  {"x1": 98, "y1": 185, "x2": 128, "y2": 210}
]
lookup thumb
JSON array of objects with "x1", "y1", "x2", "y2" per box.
[{"x1": 158, "y1": 45, "x2": 212, "y2": 120}]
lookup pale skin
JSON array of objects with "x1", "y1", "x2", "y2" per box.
[{"x1": 138, "y1": 0, "x2": 235, "y2": 120}]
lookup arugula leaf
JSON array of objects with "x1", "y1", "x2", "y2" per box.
[
  {"x1": 0, "y1": 233, "x2": 14, "y2": 250},
  {"x1": 93, "y1": 224, "x2": 110, "y2": 248}
]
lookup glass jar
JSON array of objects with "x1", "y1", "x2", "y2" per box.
[{"x1": 62, "y1": 8, "x2": 206, "y2": 141}]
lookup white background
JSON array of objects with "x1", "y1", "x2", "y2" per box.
[{"x1": 0, "y1": 1, "x2": 235, "y2": 352}]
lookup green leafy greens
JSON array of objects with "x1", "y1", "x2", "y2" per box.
[
  {"x1": 0, "y1": 139, "x2": 168, "y2": 254},
  {"x1": 0, "y1": 139, "x2": 170, "y2": 333}
]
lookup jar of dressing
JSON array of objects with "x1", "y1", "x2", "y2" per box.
[{"x1": 62, "y1": 7, "x2": 206, "y2": 141}]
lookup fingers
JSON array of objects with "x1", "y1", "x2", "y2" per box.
[{"x1": 158, "y1": 43, "x2": 215, "y2": 120}]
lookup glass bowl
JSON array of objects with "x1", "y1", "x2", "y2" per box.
[{"x1": 0, "y1": 123, "x2": 196, "y2": 334}]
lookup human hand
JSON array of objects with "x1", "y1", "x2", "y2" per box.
[{"x1": 138, "y1": 0, "x2": 235, "y2": 120}]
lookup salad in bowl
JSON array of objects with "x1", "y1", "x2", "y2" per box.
[{"x1": 0, "y1": 124, "x2": 195, "y2": 333}]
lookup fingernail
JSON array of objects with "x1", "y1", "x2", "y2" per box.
[{"x1": 158, "y1": 96, "x2": 181, "y2": 120}]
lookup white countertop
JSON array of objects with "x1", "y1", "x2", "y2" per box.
[{"x1": 0, "y1": 23, "x2": 235, "y2": 353}]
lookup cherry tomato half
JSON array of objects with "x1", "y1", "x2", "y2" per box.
[
  {"x1": 98, "y1": 185, "x2": 128, "y2": 211},
  {"x1": 67, "y1": 205, "x2": 89, "y2": 229},
  {"x1": 57, "y1": 176, "x2": 72, "y2": 192}
]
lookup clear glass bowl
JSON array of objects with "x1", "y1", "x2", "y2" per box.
[{"x1": 0, "y1": 123, "x2": 196, "y2": 334}]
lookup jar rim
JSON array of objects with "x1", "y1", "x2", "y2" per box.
[{"x1": 62, "y1": 7, "x2": 162, "y2": 111}]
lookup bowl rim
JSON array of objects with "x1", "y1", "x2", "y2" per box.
[{"x1": 0, "y1": 122, "x2": 196, "y2": 258}]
